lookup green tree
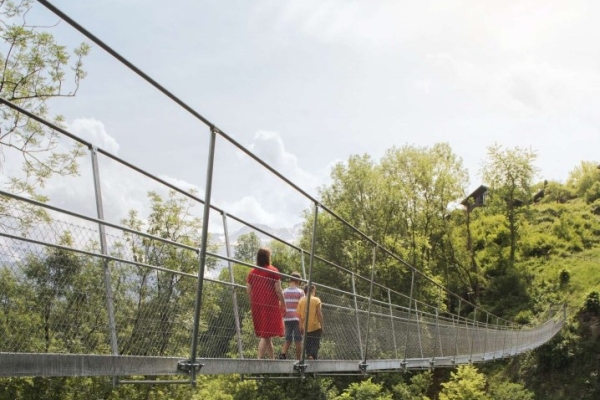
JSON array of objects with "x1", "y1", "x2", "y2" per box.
[
  {"x1": 487, "y1": 381, "x2": 533, "y2": 400},
  {"x1": 567, "y1": 161, "x2": 600, "y2": 202},
  {"x1": 235, "y1": 232, "x2": 261, "y2": 263},
  {"x1": 481, "y1": 144, "x2": 538, "y2": 268},
  {"x1": 380, "y1": 143, "x2": 468, "y2": 273},
  {"x1": 269, "y1": 240, "x2": 303, "y2": 277},
  {"x1": 1, "y1": 0, "x2": 90, "y2": 199},
  {"x1": 391, "y1": 370, "x2": 432, "y2": 400},
  {"x1": 304, "y1": 144, "x2": 468, "y2": 302},
  {"x1": 539, "y1": 180, "x2": 574, "y2": 204},
  {"x1": 119, "y1": 190, "x2": 217, "y2": 357},
  {"x1": 439, "y1": 365, "x2": 489, "y2": 400},
  {"x1": 334, "y1": 378, "x2": 393, "y2": 400}
]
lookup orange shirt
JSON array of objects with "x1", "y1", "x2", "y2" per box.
[{"x1": 297, "y1": 295, "x2": 322, "y2": 332}]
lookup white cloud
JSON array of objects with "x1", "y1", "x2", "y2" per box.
[
  {"x1": 247, "y1": 130, "x2": 317, "y2": 190},
  {"x1": 69, "y1": 118, "x2": 120, "y2": 154},
  {"x1": 216, "y1": 130, "x2": 328, "y2": 229}
]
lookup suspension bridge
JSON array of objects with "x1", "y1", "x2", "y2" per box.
[{"x1": 0, "y1": 0, "x2": 564, "y2": 385}]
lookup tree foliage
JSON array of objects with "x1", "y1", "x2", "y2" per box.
[
  {"x1": 1, "y1": 0, "x2": 90, "y2": 194},
  {"x1": 439, "y1": 365, "x2": 488, "y2": 400},
  {"x1": 480, "y1": 143, "x2": 538, "y2": 268}
]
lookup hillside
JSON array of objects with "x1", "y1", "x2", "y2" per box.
[{"x1": 497, "y1": 198, "x2": 600, "y2": 400}]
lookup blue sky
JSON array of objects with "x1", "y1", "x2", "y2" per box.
[{"x1": 8, "y1": 0, "x2": 600, "y2": 230}]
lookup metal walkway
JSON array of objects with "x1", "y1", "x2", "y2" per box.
[{"x1": 0, "y1": 0, "x2": 564, "y2": 383}]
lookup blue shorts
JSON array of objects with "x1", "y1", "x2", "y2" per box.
[{"x1": 284, "y1": 320, "x2": 302, "y2": 342}]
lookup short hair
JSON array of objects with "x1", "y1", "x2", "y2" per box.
[
  {"x1": 304, "y1": 284, "x2": 316, "y2": 294},
  {"x1": 256, "y1": 248, "x2": 271, "y2": 267},
  {"x1": 290, "y1": 272, "x2": 302, "y2": 282}
]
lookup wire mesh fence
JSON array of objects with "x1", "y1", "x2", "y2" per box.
[{"x1": 0, "y1": 205, "x2": 565, "y2": 367}]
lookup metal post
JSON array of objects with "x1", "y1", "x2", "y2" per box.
[
  {"x1": 493, "y1": 317, "x2": 499, "y2": 359},
  {"x1": 222, "y1": 212, "x2": 243, "y2": 359},
  {"x1": 186, "y1": 127, "x2": 217, "y2": 384},
  {"x1": 297, "y1": 203, "x2": 319, "y2": 375},
  {"x1": 387, "y1": 289, "x2": 398, "y2": 359},
  {"x1": 300, "y1": 249, "x2": 307, "y2": 280},
  {"x1": 351, "y1": 273, "x2": 364, "y2": 361},
  {"x1": 402, "y1": 270, "x2": 416, "y2": 365},
  {"x1": 453, "y1": 300, "x2": 461, "y2": 363},
  {"x1": 415, "y1": 300, "x2": 423, "y2": 359},
  {"x1": 434, "y1": 287, "x2": 443, "y2": 362},
  {"x1": 469, "y1": 308, "x2": 477, "y2": 362},
  {"x1": 482, "y1": 313, "x2": 489, "y2": 360},
  {"x1": 502, "y1": 321, "x2": 509, "y2": 358},
  {"x1": 360, "y1": 246, "x2": 377, "y2": 371},
  {"x1": 90, "y1": 146, "x2": 119, "y2": 386},
  {"x1": 433, "y1": 308, "x2": 440, "y2": 364}
]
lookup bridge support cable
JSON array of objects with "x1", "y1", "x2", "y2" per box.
[
  {"x1": 433, "y1": 308, "x2": 440, "y2": 365},
  {"x1": 414, "y1": 300, "x2": 424, "y2": 359},
  {"x1": 387, "y1": 289, "x2": 399, "y2": 359},
  {"x1": 469, "y1": 308, "x2": 477, "y2": 362},
  {"x1": 184, "y1": 127, "x2": 218, "y2": 384},
  {"x1": 351, "y1": 273, "x2": 365, "y2": 361},
  {"x1": 300, "y1": 249, "x2": 307, "y2": 279},
  {"x1": 453, "y1": 300, "x2": 462, "y2": 364},
  {"x1": 491, "y1": 317, "x2": 498, "y2": 360},
  {"x1": 482, "y1": 313, "x2": 489, "y2": 360},
  {"x1": 90, "y1": 145, "x2": 120, "y2": 387},
  {"x1": 296, "y1": 203, "x2": 319, "y2": 377},
  {"x1": 434, "y1": 287, "x2": 444, "y2": 363},
  {"x1": 222, "y1": 212, "x2": 244, "y2": 359},
  {"x1": 402, "y1": 270, "x2": 416, "y2": 367},
  {"x1": 90, "y1": 147, "x2": 119, "y2": 357},
  {"x1": 360, "y1": 246, "x2": 378, "y2": 373}
]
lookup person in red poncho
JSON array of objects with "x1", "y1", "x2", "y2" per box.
[{"x1": 246, "y1": 248, "x2": 285, "y2": 359}]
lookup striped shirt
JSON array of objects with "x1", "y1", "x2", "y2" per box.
[{"x1": 283, "y1": 286, "x2": 305, "y2": 322}]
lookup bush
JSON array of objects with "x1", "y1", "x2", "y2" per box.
[
  {"x1": 536, "y1": 331, "x2": 577, "y2": 371},
  {"x1": 591, "y1": 199, "x2": 600, "y2": 216},
  {"x1": 515, "y1": 310, "x2": 533, "y2": 324},
  {"x1": 559, "y1": 269, "x2": 570, "y2": 285},
  {"x1": 584, "y1": 181, "x2": 600, "y2": 204},
  {"x1": 582, "y1": 291, "x2": 600, "y2": 314}
]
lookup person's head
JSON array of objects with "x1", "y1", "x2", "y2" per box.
[
  {"x1": 289, "y1": 272, "x2": 302, "y2": 286},
  {"x1": 304, "y1": 284, "x2": 316, "y2": 295},
  {"x1": 256, "y1": 248, "x2": 271, "y2": 267}
]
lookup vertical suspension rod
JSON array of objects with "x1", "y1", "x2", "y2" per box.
[
  {"x1": 297, "y1": 203, "x2": 318, "y2": 375},
  {"x1": 361, "y1": 246, "x2": 377, "y2": 370},
  {"x1": 403, "y1": 270, "x2": 416, "y2": 364},
  {"x1": 453, "y1": 299, "x2": 462, "y2": 363},
  {"x1": 187, "y1": 128, "x2": 217, "y2": 384},
  {"x1": 90, "y1": 146, "x2": 119, "y2": 387},
  {"x1": 387, "y1": 288, "x2": 398, "y2": 359},
  {"x1": 222, "y1": 212, "x2": 244, "y2": 359},
  {"x1": 351, "y1": 273, "x2": 364, "y2": 361}
]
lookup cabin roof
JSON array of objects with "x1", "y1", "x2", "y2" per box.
[{"x1": 461, "y1": 185, "x2": 488, "y2": 207}]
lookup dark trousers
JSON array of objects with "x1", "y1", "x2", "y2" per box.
[{"x1": 305, "y1": 329, "x2": 322, "y2": 359}]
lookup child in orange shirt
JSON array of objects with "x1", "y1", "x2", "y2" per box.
[{"x1": 297, "y1": 284, "x2": 324, "y2": 360}]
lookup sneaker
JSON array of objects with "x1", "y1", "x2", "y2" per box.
[{"x1": 278, "y1": 353, "x2": 287, "y2": 360}]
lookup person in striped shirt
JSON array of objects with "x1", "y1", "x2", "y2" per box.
[{"x1": 279, "y1": 272, "x2": 305, "y2": 360}]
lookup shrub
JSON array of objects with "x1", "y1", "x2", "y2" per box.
[
  {"x1": 559, "y1": 269, "x2": 570, "y2": 285},
  {"x1": 515, "y1": 310, "x2": 533, "y2": 324},
  {"x1": 584, "y1": 181, "x2": 600, "y2": 204},
  {"x1": 582, "y1": 291, "x2": 600, "y2": 314}
]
